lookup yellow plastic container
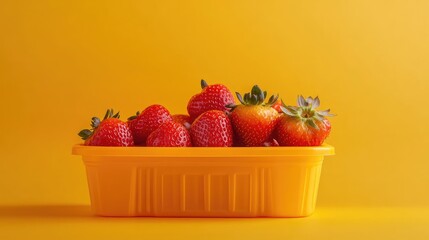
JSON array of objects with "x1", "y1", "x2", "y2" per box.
[{"x1": 72, "y1": 144, "x2": 334, "y2": 217}]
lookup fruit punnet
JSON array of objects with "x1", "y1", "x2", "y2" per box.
[
  {"x1": 187, "y1": 79, "x2": 235, "y2": 121},
  {"x1": 146, "y1": 121, "x2": 192, "y2": 147},
  {"x1": 127, "y1": 104, "x2": 173, "y2": 145},
  {"x1": 190, "y1": 110, "x2": 233, "y2": 147},
  {"x1": 275, "y1": 96, "x2": 334, "y2": 146},
  {"x1": 228, "y1": 85, "x2": 280, "y2": 147},
  {"x1": 78, "y1": 109, "x2": 134, "y2": 146}
]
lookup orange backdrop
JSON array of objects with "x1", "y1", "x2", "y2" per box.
[{"x1": 0, "y1": 0, "x2": 428, "y2": 208}]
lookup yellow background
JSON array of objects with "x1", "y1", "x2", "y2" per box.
[{"x1": 1, "y1": 0, "x2": 429, "y2": 239}]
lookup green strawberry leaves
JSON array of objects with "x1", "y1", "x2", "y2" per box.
[
  {"x1": 78, "y1": 108, "x2": 121, "y2": 140},
  {"x1": 282, "y1": 96, "x2": 335, "y2": 129},
  {"x1": 232, "y1": 85, "x2": 278, "y2": 107}
]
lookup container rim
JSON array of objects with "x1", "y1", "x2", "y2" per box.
[{"x1": 72, "y1": 144, "x2": 334, "y2": 157}]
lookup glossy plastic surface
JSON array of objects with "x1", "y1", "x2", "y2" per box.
[{"x1": 72, "y1": 144, "x2": 334, "y2": 217}]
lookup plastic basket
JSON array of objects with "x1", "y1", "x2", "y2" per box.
[{"x1": 72, "y1": 144, "x2": 334, "y2": 217}]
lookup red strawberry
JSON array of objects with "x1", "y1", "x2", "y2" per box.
[
  {"x1": 187, "y1": 79, "x2": 235, "y2": 121},
  {"x1": 127, "y1": 112, "x2": 138, "y2": 131},
  {"x1": 275, "y1": 96, "x2": 334, "y2": 146},
  {"x1": 78, "y1": 109, "x2": 134, "y2": 146},
  {"x1": 263, "y1": 138, "x2": 280, "y2": 147},
  {"x1": 146, "y1": 121, "x2": 192, "y2": 147},
  {"x1": 190, "y1": 110, "x2": 233, "y2": 147},
  {"x1": 172, "y1": 114, "x2": 192, "y2": 129},
  {"x1": 233, "y1": 135, "x2": 245, "y2": 147},
  {"x1": 271, "y1": 99, "x2": 283, "y2": 113},
  {"x1": 229, "y1": 85, "x2": 280, "y2": 147},
  {"x1": 127, "y1": 104, "x2": 173, "y2": 145}
]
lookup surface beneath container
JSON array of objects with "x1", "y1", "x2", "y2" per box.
[{"x1": 1, "y1": 205, "x2": 428, "y2": 240}]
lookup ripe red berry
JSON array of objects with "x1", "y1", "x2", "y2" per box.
[
  {"x1": 146, "y1": 121, "x2": 192, "y2": 147},
  {"x1": 275, "y1": 96, "x2": 334, "y2": 146},
  {"x1": 190, "y1": 110, "x2": 233, "y2": 147},
  {"x1": 127, "y1": 104, "x2": 173, "y2": 145},
  {"x1": 78, "y1": 109, "x2": 134, "y2": 146},
  {"x1": 229, "y1": 85, "x2": 280, "y2": 147},
  {"x1": 172, "y1": 114, "x2": 192, "y2": 129},
  {"x1": 187, "y1": 79, "x2": 235, "y2": 121}
]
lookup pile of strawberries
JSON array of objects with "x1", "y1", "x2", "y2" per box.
[{"x1": 78, "y1": 80, "x2": 334, "y2": 147}]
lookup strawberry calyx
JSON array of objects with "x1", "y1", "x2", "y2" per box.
[
  {"x1": 78, "y1": 109, "x2": 120, "y2": 140},
  {"x1": 127, "y1": 111, "x2": 141, "y2": 121},
  {"x1": 280, "y1": 96, "x2": 335, "y2": 130},
  {"x1": 201, "y1": 79, "x2": 209, "y2": 89},
  {"x1": 227, "y1": 85, "x2": 279, "y2": 109}
]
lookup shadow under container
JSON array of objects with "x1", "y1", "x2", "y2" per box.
[{"x1": 72, "y1": 144, "x2": 334, "y2": 217}]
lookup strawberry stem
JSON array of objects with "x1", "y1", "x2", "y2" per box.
[
  {"x1": 78, "y1": 108, "x2": 121, "y2": 140},
  {"x1": 201, "y1": 79, "x2": 209, "y2": 89},
  {"x1": 282, "y1": 96, "x2": 335, "y2": 130},
  {"x1": 91, "y1": 117, "x2": 100, "y2": 128},
  {"x1": 127, "y1": 111, "x2": 140, "y2": 121},
  {"x1": 234, "y1": 85, "x2": 278, "y2": 107},
  {"x1": 78, "y1": 129, "x2": 92, "y2": 140}
]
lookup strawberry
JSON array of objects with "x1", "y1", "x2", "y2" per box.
[
  {"x1": 172, "y1": 114, "x2": 192, "y2": 129},
  {"x1": 78, "y1": 109, "x2": 134, "y2": 146},
  {"x1": 233, "y1": 135, "x2": 245, "y2": 147},
  {"x1": 190, "y1": 110, "x2": 233, "y2": 147},
  {"x1": 271, "y1": 99, "x2": 283, "y2": 113},
  {"x1": 275, "y1": 96, "x2": 334, "y2": 146},
  {"x1": 146, "y1": 121, "x2": 192, "y2": 147},
  {"x1": 126, "y1": 111, "x2": 139, "y2": 131},
  {"x1": 228, "y1": 85, "x2": 280, "y2": 147},
  {"x1": 187, "y1": 79, "x2": 235, "y2": 121},
  {"x1": 127, "y1": 104, "x2": 173, "y2": 145},
  {"x1": 263, "y1": 138, "x2": 280, "y2": 147}
]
